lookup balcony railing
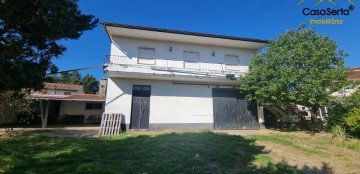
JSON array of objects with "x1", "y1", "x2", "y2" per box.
[{"x1": 105, "y1": 55, "x2": 248, "y2": 73}]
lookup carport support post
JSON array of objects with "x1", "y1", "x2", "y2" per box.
[
  {"x1": 39, "y1": 100, "x2": 50, "y2": 128},
  {"x1": 257, "y1": 104, "x2": 265, "y2": 128}
]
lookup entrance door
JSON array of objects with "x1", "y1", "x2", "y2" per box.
[
  {"x1": 130, "y1": 85, "x2": 151, "y2": 129},
  {"x1": 212, "y1": 88, "x2": 259, "y2": 130}
]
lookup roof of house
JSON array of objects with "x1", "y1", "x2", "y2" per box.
[
  {"x1": 101, "y1": 21, "x2": 268, "y2": 44},
  {"x1": 31, "y1": 94, "x2": 105, "y2": 101},
  {"x1": 349, "y1": 68, "x2": 360, "y2": 81},
  {"x1": 44, "y1": 83, "x2": 83, "y2": 91},
  {"x1": 65, "y1": 94, "x2": 105, "y2": 101}
]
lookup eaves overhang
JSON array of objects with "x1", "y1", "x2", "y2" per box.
[{"x1": 102, "y1": 21, "x2": 268, "y2": 50}]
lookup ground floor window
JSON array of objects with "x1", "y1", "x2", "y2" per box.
[{"x1": 85, "y1": 103, "x2": 103, "y2": 110}]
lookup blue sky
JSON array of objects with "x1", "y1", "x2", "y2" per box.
[{"x1": 54, "y1": 0, "x2": 360, "y2": 80}]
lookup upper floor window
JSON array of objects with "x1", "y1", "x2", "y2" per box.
[
  {"x1": 183, "y1": 51, "x2": 199, "y2": 62},
  {"x1": 183, "y1": 51, "x2": 199, "y2": 69},
  {"x1": 138, "y1": 47, "x2": 155, "y2": 65},
  {"x1": 64, "y1": 91, "x2": 71, "y2": 95},
  {"x1": 225, "y1": 55, "x2": 240, "y2": 71},
  {"x1": 224, "y1": 55, "x2": 239, "y2": 65}
]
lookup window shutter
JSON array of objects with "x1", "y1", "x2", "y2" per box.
[
  {"x1": 138, "y1": 47, "x2": 155, "y2": 64},
  {"x1": 224, "y1": 55, "x2": 239, "y2": 65},
  {"x1": 183, "y1": 51, "x2": 199, "y2": 69},
  {"x1": 138, "y1": 47, "x2": 155, "y2": 58},
  {"x1": 184, "y1": 51, "x2": 199, "y2": 62},
  {"x1": 225, "y1": 55, "x2": 240, "y2": 71}
]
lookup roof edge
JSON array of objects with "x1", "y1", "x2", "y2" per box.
[{"x1": 101, "y1": 21, "x2": 269, "y2": 44}]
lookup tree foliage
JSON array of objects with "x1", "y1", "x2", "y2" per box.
[
  {"x1": 241, "y1": 24, "x2": 350, "y2": 111},
  {"x1": 66, "y1": 71, "x2": 82, "y2": 85},
  {"x1": 0, "y1": 0, "x2": 98, "y2": 92},
  {"x1": 0, "y1": 91, "x2": 33, "y2": 124},
  {"x1": 81, "y1": 74, "x2": 99, "y2": 94},
  {"x1": 329, "y1": 90, "x2": 360, "y2": 137}
]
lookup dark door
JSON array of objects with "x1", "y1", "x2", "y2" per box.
[
  {"x1": 130, "y1": 85, "x2": 151, "y2": 129},
  {"x1": 213, "y1": 88, "x2": 259, "y2": 130}
]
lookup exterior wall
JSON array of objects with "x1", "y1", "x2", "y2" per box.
[
  {"x1": 59, "y1": 101, "x2": 104, "y2": 123},
  {"x1": 105, "y1": 78, "x2": 221, "y2": 129},
  {"x1": 46, "y1": 89, "x2": 84, "y2": 95},
  {"x1": 105, "y1": 36, "x2": 262, "y2": 130},
  {"x1": 332, "y1": 86, "x2": 359, "y2": 98},
  {"x1": 110, "y1": 36, "x2": 254, "y2": 68},
  {"x1": 99, "y1": 78, "x2": 107, "y2": 97},
  {"x1": 32, "y1": 89, "x2": 84, "y2": 95}
]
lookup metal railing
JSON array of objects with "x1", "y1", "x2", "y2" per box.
[{"x1": 105, "y1": 55, "x2": 248, "y2": 73}]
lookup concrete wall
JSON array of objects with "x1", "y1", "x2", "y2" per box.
[
  {"x1": 110, "y1": 36, "x2": 254, "y2": 67},
  {"x1": 106, "y1": 36, "x2": 260, "y2": 129},
  {"x1": 99, "y1": 78, "x2": 107, "y2": 97},
  {"x1": 59, "y1": 101, "x2": 104, "y2": 123},
  {"x1": 105, "y1": 78, "x2": 221, "y2": 129},
  {"x1": 33, "y1": 89, "x2": 83, "y2": 95}
]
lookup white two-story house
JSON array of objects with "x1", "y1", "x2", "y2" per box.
[{"x1": 102, "y1": 22, "x2": 268, "y2": 130}]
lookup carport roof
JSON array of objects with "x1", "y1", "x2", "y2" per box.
[{"x1": 31, "y1": 94, "x2": 105, "y2": 101}]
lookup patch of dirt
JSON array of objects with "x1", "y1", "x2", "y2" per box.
[{"x1": 213, "y1": 129, "x2": 274, "y2": 136}]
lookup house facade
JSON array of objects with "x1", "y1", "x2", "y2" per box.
[
  {"x1": 332, "y1": 67, "x2": 360, "y2": 98},
  {"x1": 102, "y1": 22, "x2": 268, "y2": 130},
  {"x1": 31, "y1": 83, "x2": 105, "y2": 125}
]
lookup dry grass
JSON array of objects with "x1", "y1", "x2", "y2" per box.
[{"x1": 248, "y1": 131, "x2": 360, "y2": 174}]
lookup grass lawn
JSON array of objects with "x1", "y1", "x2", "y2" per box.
[{"x1": 0, "y1": 131, "x2": 359, "y2": 174}]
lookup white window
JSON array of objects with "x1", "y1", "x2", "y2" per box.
[
  {"x1": 183, "y1": 51, "x2": 199, "y2": 69},
  {"x1": 225, "y1": 55, "x2": 240, "y2": 71},
  {"x1": 224, "y1": 55, "x2": 239, "y2": 65},
  {"x1": 138, "y1": 47, "x2": 155, "y2": 64},
  {"x1": 184, "y1": 51, "x2": 199, "y2": 62}
]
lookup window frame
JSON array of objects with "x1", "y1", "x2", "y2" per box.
[
  {"x1": 224, "y1": 55, "x2": 240, "y2": 65},
  {"x1": 183, "y1": 51, "x2": 200, "y2": 63},
  {"x1": 85, "y1": 102, "x2": 103, "y2": 110},
  {"x1": 137, "y1": 47, "x2": 156, "y2": 65}
]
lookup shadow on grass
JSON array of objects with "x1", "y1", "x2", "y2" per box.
[{"x1": 0, "y1": 132, "x2": 333, "y2": 174}]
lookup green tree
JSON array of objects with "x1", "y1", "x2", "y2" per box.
[
  {"x1": 44, "y1": 74, "x2": 59, "y2": 83},
  {"x1": 81, "y1": 74, "x2": 99, "y2": 94},
  {"x1": 57, "y1": 72, "x2": 70, "y2": 84},
  {"x1": 241, "y1": 24, "x2": 350, "y2": 113},
  {"x1": 68, "y1": 71, "x2": 82, "y2": 85},
  {"x1": 0, "y1": 91, "x2": 33, "y2": 126},
  {"x1": 45, "y1": 71, "x2": 99, "y2": 94},
  {"x1": 0, "y1": 0, "x2": 98, "y2": 91}
]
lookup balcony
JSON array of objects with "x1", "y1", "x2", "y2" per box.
[
  {"x1": 106, "y1": 55, "x2": 248, "y2": 73},
  {"x1": 104, "y1": 55, "x2": 248, "y2": 84}
]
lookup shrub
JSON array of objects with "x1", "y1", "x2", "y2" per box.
[
  {"x1": 0, "y1": 91, "x2": 33, "y2": 125},
  {"x1": 344, "y1": 108, "x2": 360, "y2": 137},
  {"x1": 331, "y1": 125, "x2": 348, "y2": 140},
  {"x1": 328, "y1": 90, "x2": 360, "y2": 137}
]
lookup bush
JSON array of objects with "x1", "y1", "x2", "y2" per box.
[
  {"x1": 328, "y1": 90, "x2": 360, "y2": 137},
  {"x1": 331, "y1": 125, "x2": 348, "y2": 140},
  {"x1": 344, "y1": 109, "x2": 360, "y2": 137},
  {"x1": 0, "y1": 91, "x2": 33, "y2": 124}
]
